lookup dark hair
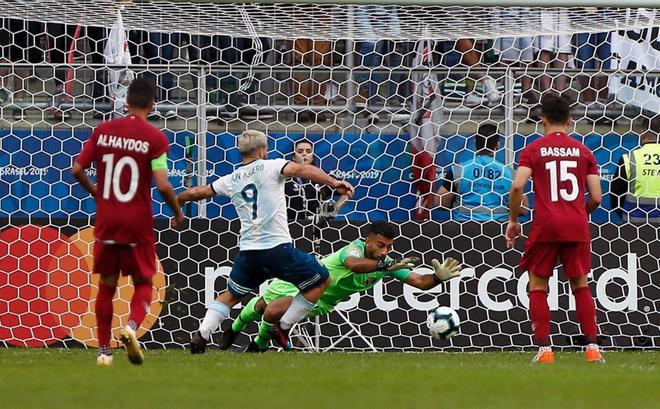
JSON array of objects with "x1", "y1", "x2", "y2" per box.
[
  {"x1": 475, "y1": 123, "x2": 499, "y2": 152},
  {"x1": 540, "y1": 93, "x2": 571, "y2": 124},
  {"x1": 292, "y1": 139, "x2": 316, "y2": 166},
  {"x1": 364, "y1": 221, "x2": 397, "y2": 240},
  {"x1": 127, "y1": 77, "x2": 156, "y2": 109}
]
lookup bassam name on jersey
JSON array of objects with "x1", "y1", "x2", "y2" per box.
[
  {"x1": 540, "y1": 147, "x2": 580, "y2": 157},
  {"x1": 97, "y1": 134, "x2": 150, "y2": 154}
]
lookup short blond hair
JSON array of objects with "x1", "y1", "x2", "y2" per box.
[{"x1": 238, "y1": 130, "x2": 268, "y2": 156}]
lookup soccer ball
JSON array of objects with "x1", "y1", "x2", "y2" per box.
[{"x1": 426, "y1": 306, "x2": 460, "y2": 340}]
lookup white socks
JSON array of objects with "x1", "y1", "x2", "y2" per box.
[
  {"x1": 280, "y1": 293, "x2": 316, "y2": 330},
  {"x1": 199, "y1": 300, "x2": 231, "y2": 340}
]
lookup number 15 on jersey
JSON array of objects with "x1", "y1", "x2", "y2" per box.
[{"x1": 545, "y1": 160, "x2": 578, "y2": 202}]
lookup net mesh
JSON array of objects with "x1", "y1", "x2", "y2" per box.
[
  {"x1": 0, "y1": 2, "x2": 659, "y2": 351},
  {"x1": 2, "y1": 1, "x2": 658, "y2": 40}
]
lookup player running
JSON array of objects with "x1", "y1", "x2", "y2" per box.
[
  {"x1": 506, "y1": 94, "x2": 603, "y2": 363},
  {"x1": 72, "y1": 78, "x2": 184, "y2": 366},
  {"x1": 178, "y1": 130, "x2": 354, "y2": 354},
  {"x1": 217, "y1": 221, "x2": 461, "y2": 352}
]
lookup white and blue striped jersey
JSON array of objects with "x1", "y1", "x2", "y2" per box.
[{"x1": 210, "y1": 158, "x2": 292, "y2": 250}]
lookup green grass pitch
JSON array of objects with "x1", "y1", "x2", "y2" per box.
[{"x1": 0, "y1": 349, "x2": 657, "y2": 409}]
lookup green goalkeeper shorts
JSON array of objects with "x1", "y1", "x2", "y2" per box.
[{"x1": 262, "y1": 279, "x2": 334, "y2": 317}]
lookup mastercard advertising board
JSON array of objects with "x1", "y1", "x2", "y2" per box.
[{"x1": 0, "y1": 224, "x2": 166, "y2": 348}]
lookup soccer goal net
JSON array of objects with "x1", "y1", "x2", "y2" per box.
[{"x1": 0, "y1": 0, "x2": 658, "y2": 351}]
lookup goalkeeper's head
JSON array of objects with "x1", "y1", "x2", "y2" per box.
[
  {"x1": 126, "y1": 77, "x2": 155, "y2": 117},
  {"x1": 238, "y1": 130, "x2": 269, "y2": 161},
  {"x1": 363, "y1": 221, "x2": 398, "y2": 261}
]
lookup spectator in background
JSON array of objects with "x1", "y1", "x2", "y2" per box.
[
  {"x1": 46, "y1": 22, "x2": 80, "y2": 120},
  {"x1": 0, "y1": 18, "x2": 12, "y2": 104},
  {"x1": 143, "y1": 32, "x2": 182, "y2": 118},
  {"x1": 189, "y1": 34, "x2": 230, "y2": 109},
  {"x1": 286, "y1": 139, "x2": 327, "y2": 220},
  {"x1": 611, "y1": 114, "x2": 660, "y2": 224},
  {"x1": 292, "y1": 38, "x2": 332, "y2": 123},
  {"x1": 433, "y1": 38, "x2": 500, "y2": 107},
  {"x1": 494, "y1": 35, "x2": 536, "y2": 105},
  {"x1": 436, "y1": 123, "x2": 528, "y2": 221},
  {"x1": 537, "y1": 9, "x2": 573, "y2": 94},
  {"x1": 83, "y1": 24, "x2": 109, "y2": 112},
  {"x1": 572, "y1": 8, "x2": 612, "y2": 117},
  {"x1": 493, "y1": 7, "x2": 537, "y2": 106},
  {"x1": 1, "y1": 18, "x2": 45, "y2": 119},
  {"x1": 194, "y1": 34, "x2": 269, "y2": 119},
  {"x1": 354, "y1": 6, "x2": 414, "y2": 118},
  {"x1": 285, "y1": 139, "x2": 349, "y2": 221}
]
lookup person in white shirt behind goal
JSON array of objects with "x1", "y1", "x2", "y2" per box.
[{"x1": 177, "y1": 130, "x2": 354, "y2": 353}]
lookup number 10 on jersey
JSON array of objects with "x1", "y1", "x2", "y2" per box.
[{"x1": 101, "y1": 153, "x2": 139, "y2": 202}]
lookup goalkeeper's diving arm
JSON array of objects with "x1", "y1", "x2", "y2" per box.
[
  {"x1": 343, "y1": 256, "x2": 461, "y2": 289},
  {"x1": 404, "y1": 258, "x2": 462, "y2": 290},
  {"x1": 342, "y1": 256, "x2": 419, "y2": 274}
]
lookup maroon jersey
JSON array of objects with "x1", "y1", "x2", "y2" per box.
[
  {"x1": 75, "y1": 115, "x2": 169, "y2": 245},
  {"x1": 519, "y1": 132, "x2": 598, "y2": 243}
]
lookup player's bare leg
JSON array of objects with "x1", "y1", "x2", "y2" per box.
[
  {"x1": 569, "y1": 276, "x2": 604, "y2": 363},
  {"x1": 529, "y1": 272, "x2": 554, "y2": 363},
  {"x1": 191, "y1": 291, "x2": 240, "y2": 354},
  {"x1": 455, "y1": 39, "x2": 499, "y2": 104},
  {"x1": 269, "y1": 276, "x2": 330, "y2": 350},
  {"x1": 96, "y1": 273, "x2": 118, "y2": 366}
]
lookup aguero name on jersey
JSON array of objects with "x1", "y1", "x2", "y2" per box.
[{"x1": 210, "y1": 158, "x2": 292, "y2": 250}]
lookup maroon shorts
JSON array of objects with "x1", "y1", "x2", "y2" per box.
[
  {"x1": 93, "y1": 241, "x2": 156, "y2": 281},
  {"x1": 519, "y1": 241, "x2": 591, "y2": 278}
]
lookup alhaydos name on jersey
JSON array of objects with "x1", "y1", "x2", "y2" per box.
[
  {"x1": 97, "y1": 134, "x2": 150, "y2": 154},
  {"x1": 540, "y1": 147, "x2": 581, "y2": 157}
]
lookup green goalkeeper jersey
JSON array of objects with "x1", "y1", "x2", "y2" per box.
[{"x1": 263, "y1": 240, "x2": 412, "y2": 313}]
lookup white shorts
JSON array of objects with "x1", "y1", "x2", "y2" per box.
[
  {"x1": 538, "y1": 9, "x2": 572, "y2": 54},
  {"x1": 537, "y1": 35, "x2": 572, "y2": 54},
  {"x1": 494, "y1": 37, "x2": 535, "y2": 62}
]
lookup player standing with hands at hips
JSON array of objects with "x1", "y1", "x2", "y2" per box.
[
  {"x1": 178, "y1": 130, "x2": 354, "y2": 353},
  {"x1": 506, "y1": 94, "x2": 603, "y2": 364},
  {"x1": 72, "y1": 78, "x2": 185, "y2": 366}
]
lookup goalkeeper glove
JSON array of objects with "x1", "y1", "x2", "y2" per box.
[
  {"x1": 431, "y1": 258, "x2": 461, "y2": 282},
  {"x1": 377, "y1": 257, "x2": 421, "y2": 271}
]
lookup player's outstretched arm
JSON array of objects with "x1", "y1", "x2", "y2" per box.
[
  {"x1": 344, "y1": 256, "x2": 420, "y2": 274},
  {"x1": 404, "y1": 258, "x2": 462, "y2": 290},
  {"x1": 154, "y1": 169, "x2": 184, "y2": 228},
  {"x1": 506, "y1": 166, "x2": 532, "y2": 248},
  {"x1": 71, "y1": 163, "x2": 97, "y2": 199},
  {"x1": 585, "y1": 174, "x2": 602, "y2": 214},
  {"x1": 177, "y1": 185, "x2": 215, "y2": 206},
  {"x1": 282, "y1": 162, "x2": 355, "y2": 198}
]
